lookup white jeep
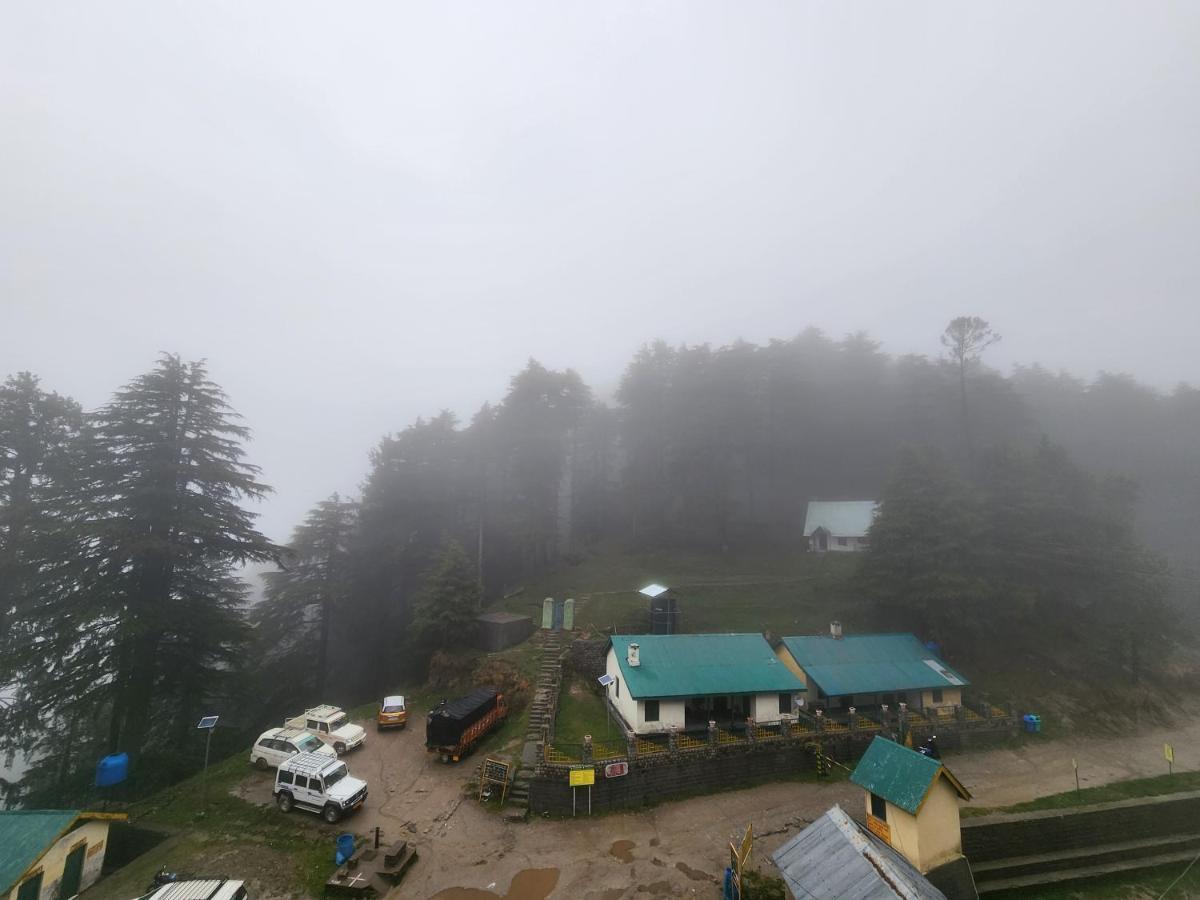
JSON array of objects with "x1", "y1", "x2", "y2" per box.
[
  {"x1": 274, "y1": 752, "x2": 368, "y2": 824},
  {"x1": 284, "y1": 704, "x2": 366, "y2": 754}
]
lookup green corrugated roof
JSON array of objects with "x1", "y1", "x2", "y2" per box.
[
  {"x1": 851, "y1": 737, "x2": 970, "y2": 815},
  {"x1": 0, "y1": 810, "x2": 82, "y2": 893},
  {"x1": 611, "y1": 634, "x2": 804, "y2": 699},
  {"x1": 780, "y1": 633, "x2": 970, "y2": 697}
]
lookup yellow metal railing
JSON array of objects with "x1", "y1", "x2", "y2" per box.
[
  {"x1": 716, "y1": 728, "x2": 743, "y2": 745},
  {"x1": 545, "y1": 745, "x2": 580, "y2": 764},
  {"x1": 678, "y1": 733, "x2": 706, "y2": 750},
  {"x1": 636, "y1": 737, "x2": 667, "y2": 755}
]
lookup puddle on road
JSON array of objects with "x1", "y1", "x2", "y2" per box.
[
  {"x1": 609, "y1": 840, "x2": 635, "y2": 863},
  {"x1": 675, "y1": 862, "x2": 714, "y2": 883},
  {"x1": 432, "y1": 868, "x2": 560, "y2": 900}
]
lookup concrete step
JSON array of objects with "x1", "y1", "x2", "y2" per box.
[
  {"x1": 974, "y1": 833, "x2": 1200, "y2": 883},
  {"x1": 977, "y1": 847, "x2": 1200, "y2": 894}
]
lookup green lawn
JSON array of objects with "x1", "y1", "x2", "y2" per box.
[
  {"x1": 554, "y1": 674, "x2": 615, "y2": 744},
  {"x1": 494, "y1": 545, "x2": 865, "y2": 636},
  {"x1": 965, "y1": 771, "x2": 1200, "y2": 817},
  {"x1": 988, "y1": 861, "x2": 1200, "y2": 899}
]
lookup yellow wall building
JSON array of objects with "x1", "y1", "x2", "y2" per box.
[
  {"x1": 1, "y1": 811, "x2": 126, "y2": 900},
  {"x1": 850, "y1": 735, "x2": 971, "y2": 874}
]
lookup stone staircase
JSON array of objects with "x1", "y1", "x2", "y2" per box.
[
  {"x1": 508, "y1": 630, "x2": 566, "y2": 816},
  {"x1": 975, "y1": 833, "x2": 1200, "y2": 894}
]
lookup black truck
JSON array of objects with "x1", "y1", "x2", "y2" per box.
[{"x1": 425, "y1": 687, "x2": 509, "y2": 763}]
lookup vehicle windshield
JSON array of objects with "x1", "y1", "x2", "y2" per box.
[
  {"x1": 382, "y1": 702, "x2": 404, "y2": 713},
  {"x1": 330, "y1": 714, "x2": 348, "y2": 730},
  {"x1": 297, "y1": 734, "x2": 322, "y2": 752},
  {"x1": 324, "y1": 764, "x2": 348, "y2": 788}
]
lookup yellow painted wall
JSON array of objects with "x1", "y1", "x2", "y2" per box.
[
  {"x1": 919, "y1": 687, "x2": 962, "y2": 710},
  {"x1": 7, "y1": 820, "x2": 111, "y2": 900},
  {"x1": 860, "y1": 776, "x2": 963, "y2": 874},
  {"x1": 773, "y1": 645, "x2": 808, "y2": 689}
]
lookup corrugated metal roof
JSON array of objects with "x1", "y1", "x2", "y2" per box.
[
  {"x1": 610, "y1": 634, "x2": 804, "y2": 700},
  {"x1": 803, "y1": 500, "x2": 879, "y2": 537},
  {"x1": 771, "y1": 805, "x2": 948, "y2": 899},
  {"x1": 850, "y1": 736, "x2": 971, "y2": 815},
  {"x1": 780, "y1": 633, "x2": 970, "y2": 697},
  {"x1": 0, "y1": 810, "x2": 82, "y2": 894}
]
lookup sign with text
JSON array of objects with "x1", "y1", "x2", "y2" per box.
[
  {"x1": 1165, "y1": 744, "x2": 1175, "y2": 763},
  {"x1": 569, "y1": 767, "x2": 595, "y2": 787},
  {"x1": 604, "y1": 761, "x2": 629, "y2": 778}
]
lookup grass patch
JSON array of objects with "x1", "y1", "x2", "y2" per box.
[
  {"x1": 495, "y1": 546, "x2": 865, "y2": 636},
  {"x1": 554, "y1": 675, "x2": 615, "y2": 744},
  {"x1": 964, "y1": 770, "x2": 1200, "y2": 817},
  {"x1": 988, "y1": 860, "x2": 1200, "y2": 899}
]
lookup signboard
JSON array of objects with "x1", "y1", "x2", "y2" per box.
[
  {"x1": 728, "y1": 824, "x2": 753, "y2": 898},
  {"x1": 1165, "y1": 744, "x2": 1175, "y2": 763},
  {"x1": 866, "y1": 814, "x2": 891, "y2": 844},
  {"x1": 569, "y1": 767, "x2": 595, "y2": 787},
  {"x1": 479, "y1": 757, "x2": 512, "y2": 804},
  {"x1": 196, "y1": 715, "x2": 219, "y2": 730},
  {"x1": 598, "y1": 674, "x2": 615, "y2": 687},
  {"x1": 605, "y1": 761, "x2": 629, "y2": 778}
]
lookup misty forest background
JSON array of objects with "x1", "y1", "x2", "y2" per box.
[{"x1": 2, "y1": 321, "x2": 1199, "y2": 806}]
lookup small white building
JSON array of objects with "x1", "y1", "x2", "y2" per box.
[
  {"x1": 804, "y1": 500, "x2": 879, "y2": 552},
  {"x1": 605, "y1": 633, "x2": 805, "y2": 735}
]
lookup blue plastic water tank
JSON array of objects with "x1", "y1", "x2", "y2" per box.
[
  {"x1": 95, "y1": 753, "x2": 129, "y2": 787},
  {"x1": 335, "y1": 833, "x2": 355, "y2": 866}
]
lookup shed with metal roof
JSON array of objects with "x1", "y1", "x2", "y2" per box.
[
  {"x1": 2, "y1": 810, "x2": 126, "y2": 900},
  {"x1": 775, "y1": 631, "x2": 969, "y2": 711},
  {"x1": 605, "y1": 634, "x2": 804, "y2": 735},
  {"x1": 772, "y1": 804, "x2": 948, "y2": 899}
]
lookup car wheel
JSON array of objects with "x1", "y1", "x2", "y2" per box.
[
  {"x1": 334, "y1": 741, "x2": 347, "y2": 754},
  {"x1": 322, "y1": 804, "x2": 341, "y2": 824},
  {"x1": 254, "y1": 756, "x2": 269, "y2": 771},
  {"x1": 277, "y1": 792, "x2": 293, "y2": 813}
]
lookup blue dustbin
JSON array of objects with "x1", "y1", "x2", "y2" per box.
[
  {"x1": 335, "y1": 833, "x2": 355, "y2": 866},
  {"x1": 1022, "y1": 714, "x2": 1042, "y2": 733},
  {"x1": 95, "y1": 753, "x2": 129, "y2": 787}
]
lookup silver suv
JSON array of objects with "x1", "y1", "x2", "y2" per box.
[{"x1": 274, "y1": 752, "x2": 367, "y2": 824}]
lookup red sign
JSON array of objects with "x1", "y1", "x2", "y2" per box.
[{"x1": 604, "y1": 761, "x2": 629, "y2": 778}]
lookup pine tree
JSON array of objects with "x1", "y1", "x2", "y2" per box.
[
  {"x1": 256, "y1": 494, "x2": 358, "y2": 702},
  {"x1": 410, "y1": 540, "x2": 481, "y2": 658}
]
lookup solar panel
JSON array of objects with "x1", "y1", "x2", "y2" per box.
[
  {"x1": 196, "y1": 715, "x2": 219, "y2": 729},
  {"x1": 639, "y1": 583, "x2": 669, "y2": 598},
  {"x1": 597, "y1": 674, "x2": 615, "y2": 687}
]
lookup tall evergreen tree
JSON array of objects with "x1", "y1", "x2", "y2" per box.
[{"x1": 410, "y1": 539, "x2": 481, "y2": 658}]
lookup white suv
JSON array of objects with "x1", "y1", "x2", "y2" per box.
[
  {"x1": 274, "y1": 752, "x2": 368, "y2": 824},
  {"x1": 250, "y1": 726, "x2": 336, "y2": 770},
  {"x1": 284, "y1": 704, "x2": 366, "y2": 754}
]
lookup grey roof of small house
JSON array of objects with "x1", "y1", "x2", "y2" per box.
[
  {"x1": 803, "y1": 500, "x2": 879, "y2": 537},
  {"x1": 771, "y1": 805, "x2": 948, "y2": 900}
]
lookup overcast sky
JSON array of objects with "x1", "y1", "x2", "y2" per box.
[{"x1": 3, "y1": 2, "x2": 1198, "y2": 542}]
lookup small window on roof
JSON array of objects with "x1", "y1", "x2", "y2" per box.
[{"x1": 645, "y1": 700, "x2": 660, "y2": 722}]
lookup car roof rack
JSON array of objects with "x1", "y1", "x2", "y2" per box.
[
  {"x1": 304, "y1": 704, "x2": 343, "y2": 719},
  {"x1": 281, "y1": 751, "x2": 340, "y2": 778}
]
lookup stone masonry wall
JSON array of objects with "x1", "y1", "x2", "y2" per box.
[{"x1": 962, "y1": 791, "x2": 1200, "y2": 862}]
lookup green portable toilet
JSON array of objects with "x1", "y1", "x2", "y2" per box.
[
  {"x1": 563, "y1": 598, "x2": 575, "y2": 631},
  {"x1": 541, "y1": 597, "x2": 554, "y2": 630}
]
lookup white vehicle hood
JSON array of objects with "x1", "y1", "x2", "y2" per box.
[
  {"x1": 327, "y1": 775, "x2": 367, "y2": 804},
  {"x1": 333, "y1": 723, "x2": 365, "y2": 743}
]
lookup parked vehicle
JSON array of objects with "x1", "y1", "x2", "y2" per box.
[
  {"x1": 377, "y1": 695, "x2": 408, "y2": 731},
  {"x1": 425, "y1": 688, "x2": 508, "y2": 763},
  {"x1": 249, "y1": 726, "x2": 336, "y2": 770},
  {"x1": 273, "y1": 752, "x2": 367, "y2": 824},
  {"x1": 138, "y1": 876, "x2": 247, "y2": 900},
  {"x1": 284, "y1": 704, "x2": 366, "y2": 754}
]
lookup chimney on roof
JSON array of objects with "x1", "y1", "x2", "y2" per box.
[
  {"x1": 628, "y1": 642, "x2": 641, "y2": 667},
  {"x1": 830, "y1": 621, "x2": 843, "y2": 640}
]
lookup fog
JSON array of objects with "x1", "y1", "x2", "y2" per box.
[{"x1": 3, "y1": 1, "x2": 1198, "y2": 542}]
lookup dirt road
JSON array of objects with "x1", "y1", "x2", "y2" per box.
[{"x1": 231, "y1": 711, "x2": 1200, "y2": 898}]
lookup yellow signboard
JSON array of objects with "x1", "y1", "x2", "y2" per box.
[
  {"x1": 569, "y1": 767, "x2": 595, "y2": 787},
  {"x1": 866, "y1": 814, "x2": 891, "y2": 845},
  {"x1": 1165, "y1": 744, "x2": 1175, "y2": 763}
]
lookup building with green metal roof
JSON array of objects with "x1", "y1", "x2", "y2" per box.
[
  {"x1": 851, "y1": 736, "x2": 971, "y2": 877},
  {"x1": 2, "y1": 810, "x2": 126, "y2": 900},
  {"x1": 775, "y1": 627, "x2": 970, "y2": 712},
  {"x1": 606, "y1": 634, "x2": 804, "y2": 735}
]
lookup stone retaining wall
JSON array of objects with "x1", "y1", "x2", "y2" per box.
[{"x1": 962, "y1": 791, "x2": 1200, "y2": 862}]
